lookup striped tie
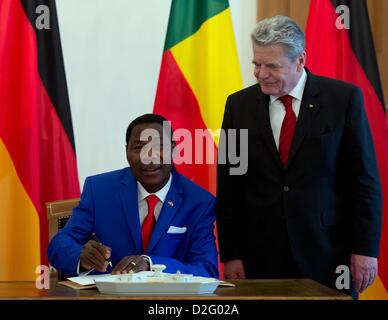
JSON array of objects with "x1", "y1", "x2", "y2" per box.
[{"x1": 279, "y1": 95, "x2": 296, "y2": 168}]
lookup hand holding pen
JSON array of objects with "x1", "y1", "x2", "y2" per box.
[{"x1": 79, "y1": 233, "x2": 112, "y2": 273}]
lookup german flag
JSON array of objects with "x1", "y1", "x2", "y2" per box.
[
  {"x1": 306, "y1": 0, "x2": 388, "y2": 299},
  {"x1": 153, "y1": 0, "x2": 242, "y2": 195},
  {"x1": 0, "y1": 0, "x2": 80, "y2": 280}
]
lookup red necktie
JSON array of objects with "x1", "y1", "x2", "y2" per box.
[
  {"x1": 278, "y1": 95, "x2": 296, "y2": 168},
  {"x1": 142, "y1": 194, "x2": 159, "y2": 252}
]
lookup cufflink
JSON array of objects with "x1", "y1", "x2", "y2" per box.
[{"x1": 309, "y1": 104, "x2": 314, "y2": 108}]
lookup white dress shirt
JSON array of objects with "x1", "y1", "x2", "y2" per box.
[
  {"x1": 269, "y1": 69, "x2": 307, "y2": 150},
  {"x1": 137, "y1": 173, "x2": 172, "y2": 224}
]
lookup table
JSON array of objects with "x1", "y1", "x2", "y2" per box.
[{"x1": 0, "y1": 279, "x2": 351, "y2": 300}]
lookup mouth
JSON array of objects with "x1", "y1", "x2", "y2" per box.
[{"x1": 141, "y1": 165, "x2": 162, "y2": 176}]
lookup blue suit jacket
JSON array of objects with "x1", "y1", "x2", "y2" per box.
[{"x1": 47, "y1": 168, "x2": 219, "y2": 278}]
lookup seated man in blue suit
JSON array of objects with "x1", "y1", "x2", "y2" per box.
[{"x1": 48, "y1": 114, "x2": 218, "y2": 278}]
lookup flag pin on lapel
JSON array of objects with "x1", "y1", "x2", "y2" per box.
[
  {"x1": 168, "y1": 200, "x2": 174, "y2": 207},
  {"x1": 309, "y1": 104, "x2": 314, "y2": 108}
]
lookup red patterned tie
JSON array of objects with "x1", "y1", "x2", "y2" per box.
[
  {"x1": 279, "y1": 95, "x2": 296, "y2": 168},
  {"x1": 142, "y1": 194, "x2": 159, "y2": 252}
]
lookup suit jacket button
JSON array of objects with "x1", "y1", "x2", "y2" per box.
[{"x1": 283, "y1": 186, "x2": 290, "y2": 192}]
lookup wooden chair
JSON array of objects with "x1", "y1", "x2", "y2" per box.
[
  {"x1": 46, "y1": 198, "x2": 80, "y2": 279},
  {"x1": 46, "y1": 198, "x2": 80, "y2": 242}
]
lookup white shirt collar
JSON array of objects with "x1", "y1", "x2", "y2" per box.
[
  {"x1": 137, "y1": 173, "x2": 172, "y2": 203},
  {"x1": 270, "y1": 68, "x2": 307, "y2": 104}
]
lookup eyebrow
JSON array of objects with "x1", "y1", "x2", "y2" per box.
[
  {"x1": 131, "y1": 139, "x2": 148, "y2": 144},
  {"x1": 252, "y1": 61, "x2": 282, "y2": 67},
  {"x1": 132, "y1": 138, "x2": 164, "y2": 144}
]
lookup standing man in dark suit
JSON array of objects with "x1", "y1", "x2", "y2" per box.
[{"x1": 216, "y1": 15, "x2": 382, "y2": 294}]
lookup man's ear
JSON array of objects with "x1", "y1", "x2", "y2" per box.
[
  {"x1": 126, "y1": 145, "x2": 130, "y2": 163},
  {"x1": 297, "y1": 51, "x2": 306, "y2": 72},
  {"x1": 169, "y1": 140, "x2": 176, "y2": 164}
]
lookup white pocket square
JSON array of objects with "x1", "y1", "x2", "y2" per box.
[{"x1": 167, "y1": 226, "x2": 187, "y2": 234}]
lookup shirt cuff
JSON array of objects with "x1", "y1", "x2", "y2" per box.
[
  {"x1": 141, "y1": 255, "x2": 153, "y2": 271},
  {"x1": 77, "y1": 260, "x2": 94, "y2": 276}
]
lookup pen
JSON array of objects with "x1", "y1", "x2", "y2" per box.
[{"x1": 91, "y1": 232, "x2": 113, "y2": 267}]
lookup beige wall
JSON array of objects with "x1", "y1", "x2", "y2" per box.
[{"x1": 257, "y1": 0, "x2": 388, "y2": 109}]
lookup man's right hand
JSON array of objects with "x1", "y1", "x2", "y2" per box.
[
  {"x1": 80, "y1": 240, "x2": 111, "y2": 272},
  {"x1": 224, "y1": 259, "x2": 246, "y2": 279}
]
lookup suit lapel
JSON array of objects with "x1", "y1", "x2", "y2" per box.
[
  {"x1": 146, "y1": 172, "x2": 183, "y2": 253},
  {"x1": 287, "y1": 71, "x2": 321, "y2": 167},
  {"x1": 256, "y1": 90, "x2": 283, "y2": 169},
  {"x1": 120, "y1": 169, "x2": 142, "y2": 254}
]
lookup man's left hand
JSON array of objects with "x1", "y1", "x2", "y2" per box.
[
  {"x1": 111, "y1": 255, "x2": 150, "y2": 274},
  {"x1": 350, "y1": 254, "x2": 378, "y2": 293}
]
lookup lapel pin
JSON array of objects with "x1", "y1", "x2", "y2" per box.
[
  {"x1": 309, "y1": 104, "x2": 314, "y2": 108},
  {"x1": 168, "y1": 200, "x2": 174, "y2": 207}
]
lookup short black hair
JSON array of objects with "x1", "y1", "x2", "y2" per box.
[{"x1": 125, "y1": 113, "x2": 172, "y2": 147}]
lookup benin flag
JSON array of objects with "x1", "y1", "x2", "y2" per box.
[
  {"x1": 306, "y1": 0, "x2": 388, "y2": 299},
  {"x1": 0, "y1": 0, "x2": 80, "y2": 280},
  {"x1": 153, "y1": 0, "x2": 242, "y2": 195}
]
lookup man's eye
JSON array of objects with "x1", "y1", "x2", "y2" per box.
[{"x1": 267, "y1": 64, "x2": 279, "y2": 69}]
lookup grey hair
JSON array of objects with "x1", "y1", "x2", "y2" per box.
[{"x1": 251, "y1": 15, "x2": 305, "y2": 61}]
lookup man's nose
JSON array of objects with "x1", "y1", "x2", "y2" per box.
[
  {"x1": 255, "y1": 66, "x2": 269, "y2": 79},
  {"x1": 148, "y1": 147, "x2": 161, "y2": 163}
]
